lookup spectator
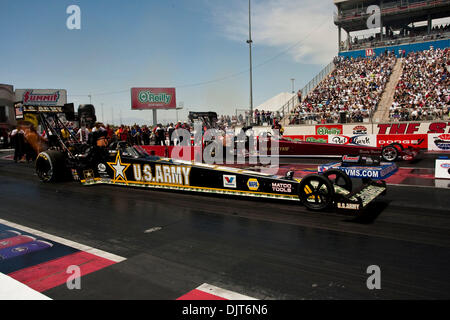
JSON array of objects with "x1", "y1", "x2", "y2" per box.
[
  {"x1": 390, "y1": 48, "x2": 449, "y2": 121},
  {"x1": 10, "y1": 126, "x2": 25, "y2": 163}
]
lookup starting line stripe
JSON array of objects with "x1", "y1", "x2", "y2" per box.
[
  {"x1": 8, "y1": 251, "x2": 116, "y2": 292},
  {"x1": 177, "y1": 283, "x2": 257, "y2": 301},
  {"x1": 0, "y1": 272, "x2": 51, "y2": 300},
  {"x1": 0, "y1": 218, "x2": 126, "y2": 263}
]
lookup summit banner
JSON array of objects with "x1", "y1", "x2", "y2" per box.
[
  {"x1": 15, "y1": 89, "x2": 67, "y2": 106},
  {"x1": 131, "y1": 87, "x2": 176, "y2": 110}
]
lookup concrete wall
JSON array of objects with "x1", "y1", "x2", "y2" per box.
[{"x1": 339, "y1": 38, "x2": 450, "y2": 59}]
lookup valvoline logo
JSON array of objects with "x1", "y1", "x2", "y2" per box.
[{"x1": 223, "y1": 175, "x2": 236, "y2": 188}]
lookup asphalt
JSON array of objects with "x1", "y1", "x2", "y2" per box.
[{"x1": 0, "y1": 154, "x2": 449, "y2": 300}]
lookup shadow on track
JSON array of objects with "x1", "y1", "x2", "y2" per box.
[{"x1": 344, "y1": 201, "x2": 388, "y2": 224}]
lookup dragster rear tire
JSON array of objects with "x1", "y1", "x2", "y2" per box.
[
  {"x1": 35, "y1": 150, "x2": 67, "y2": 183},
  {"x1": 298, "y1": 174, "x2": 334, "y2": 211},
  {"x1": 381, "y1": 145, "x2": 399, "y2": 162}
]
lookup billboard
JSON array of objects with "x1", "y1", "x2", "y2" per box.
[
  {"x1": 15, "y1": 89, "x2": 67, "y2": 106},
  {"x1": 131, "y1": 88, "x2": 176, "y2": 110}
]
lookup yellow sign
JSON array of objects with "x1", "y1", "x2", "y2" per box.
[
  {"x1": 247, "y1": 178, "x2": 260, "y2": 191},
  {"x1": 24, "y1": 113, "x2": 38, "y2": 128}
]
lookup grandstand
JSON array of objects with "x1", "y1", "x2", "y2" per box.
[
  {"x1": 275, "y1": 0, "x2": 449, "y2": 126},
  {"x1": 334, "y1": 0, "x2": 450, "y2": 54}
]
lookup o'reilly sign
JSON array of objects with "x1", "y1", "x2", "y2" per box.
[{"x1": 131, "y1": 88, "x2": 176, "y2": 110}]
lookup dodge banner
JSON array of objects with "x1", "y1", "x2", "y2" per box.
[{"x1": 131, "y1": 88, "x2": 176, "y2": 110}]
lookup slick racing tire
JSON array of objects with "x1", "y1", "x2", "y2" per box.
[
  {"x1": 298, "y1": 174, "x2": 334, "y2": 211},
  {"x1": 390, "y1": 142, "x2": 404, "y2": 151},
  {"x1": 323, "y1": 169, "x2": 352, "y2": 192},
  {"x1": 381, "y1": 145, "x2": 399, "y2": 162},
  {"x1": 35, "y1": 150, "x2": 67, "y2": 183}
]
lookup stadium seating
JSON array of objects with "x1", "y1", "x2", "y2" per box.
[
  {"x1": 390, "y1": 48, "x2": 450, "y2": 121},
  {"x1": 288, "y1": 53, "x2": 396, "y2": 124}
]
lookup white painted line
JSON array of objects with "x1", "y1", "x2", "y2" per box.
[
  {"x1": 197, "y1": 283, "x2": 257, "y2": 300},
  {"x1": 0, "y1": 272, "x2": 51, "y2": 300},
  {"x1": 0, "y1": 218, "x2": 126, "y2": 263},
  {"x1": 144, "y1": 227, "x2": 162, "y2": 233},
  {"x1": 397, "y1": 166, "x2": 434, "y2": 170},
  {"x1": 389, "y1": 183, "x2": 449, "y2": 189}
]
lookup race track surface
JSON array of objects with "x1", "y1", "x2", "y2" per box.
[{"x1": 0, "y1": 154, "x2": 449, "y2": 300}]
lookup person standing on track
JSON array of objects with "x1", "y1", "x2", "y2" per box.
[
  {"x1": 10, "y1": 126, "x2": 25, "y2": 163},
  {"x1": 77, "y1": 126, "x2": 90, "y2": 143},
  {"x1": 167, "y1": 123, "x2": 175, "y2": 146}
]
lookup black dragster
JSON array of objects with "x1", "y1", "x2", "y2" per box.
[{"x1": 35, "y1": 113, "x2": 386, "y2": 213}]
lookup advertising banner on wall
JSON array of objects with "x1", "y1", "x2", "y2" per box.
[
  {"x1": 377, "y1": 134, "x2": 428, "y2": 149},
  {"x1": 283, "y1": 121, "x2": 450, "y2": 136},
  {"x1": 15, "y1": 89, "x2": 67, "y2": 106},
  {"x1": 304, "y1": 135, "x2": 329, "y2": 143},
  {"x1": 315, "y1": 124, "x2": 343, "y2": 135},
  {"x1": 131, "y1": 88, "x2": 176, "y2": 110},
  {"x1": 375, "y1": 122, "x2": 450, "y2": 135},
  {"x1": 284, "y1": 135, "x2": 330, "y2": 143},
  {"x1": 328, "y1": 135, "x2": 377, "y2": 147},
  {"x1": 428, "y1": 134, "x2": 450, "y2": 151}
]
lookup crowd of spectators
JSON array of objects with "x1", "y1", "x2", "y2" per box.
[
  {"x1": 217, "y1": 114, "x2": 243, "y2": 128},
  {"x1": 288, "y1": 53, "x2": 396, "y2": 125},
  {"x1": 5, "y1": 122, "x2": 197, "y2": 160},
  {"x1": 390, "y1": 48, "x2": 450, "y2": 121},
  {"x1": 252, "y1": 110, "x2": 282, "y2": 126},
  {"x1": 217, "y1": 110, "x2": 282, "y2": 127},
  {"x1": 74, "y1": 122, "x2": 195, "y2": 146}
]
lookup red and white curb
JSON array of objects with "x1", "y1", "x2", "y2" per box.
[{"x1": 177, "y1": 283, "x2": 257, "y2": 300}]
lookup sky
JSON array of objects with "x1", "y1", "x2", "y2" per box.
[{"x1": 0, "y1": 0, "x2": 341, "y2": 125}]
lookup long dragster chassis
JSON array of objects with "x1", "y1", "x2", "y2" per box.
[
  {"x1": 36, "y1": 144, "x2": 386, "y2": 213},
  {"x1": 34, "y1": 113, "x2": 387, "y2": 214}
]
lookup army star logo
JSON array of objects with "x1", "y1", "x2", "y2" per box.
[{"x1": 107, "y1": 152, "x2": 131, "y2": 183}]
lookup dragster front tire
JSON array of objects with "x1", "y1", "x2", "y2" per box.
[
  {"x1": 35, "y1": 150, "x2": 67, "y2": 183},
  {"x1": 298, "y1": 174, "x2": 334, "y2": 211},
  {"x1": 322, "y1": 169, "x2": 352, "y2": 192}
]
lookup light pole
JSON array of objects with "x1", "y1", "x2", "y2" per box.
[
  {"x1": 101, "y1": 103, "x2": 104, "y2": 123},
  {"x1": 176, "y1": 102, "x2": 184, "y2": 123},
  {"x1": 176, "y1": 107, "x2": 183, "y2": 123},
  {"x1": 290, "y1": 78, "x2": 295, "y2": 93},
  {"x1": 247, "y1": 0, "x2": 253, "y2": 125}
]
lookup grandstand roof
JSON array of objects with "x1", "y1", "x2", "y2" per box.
[
  {"x1": 256, "y1": 92, "x2": 295, "y2": 113},
  {"x1": 334, "y1": 0, "x2": 450, "y2": 32},
  {"x1": 333, "y1": 0, "x2": 371, "y2": 4}
]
